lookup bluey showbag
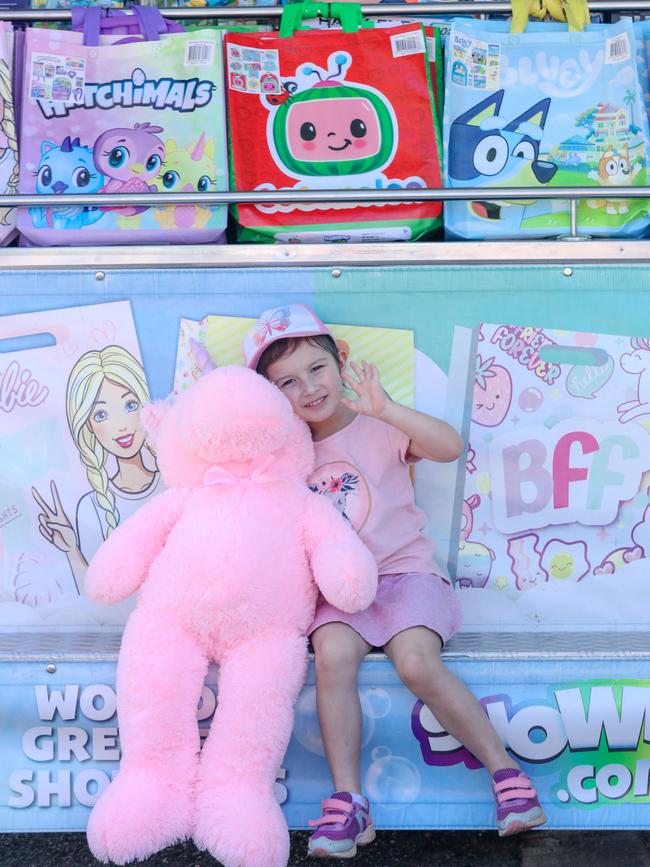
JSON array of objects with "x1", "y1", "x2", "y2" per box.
[
  {"x1": 443, "y1": 16, "x2": 650, "y2": 239},
  {"x1": 18, "y1": 7, "x2": 227, "y2": 246},
  {"x1": 444, "y1": 323, "x2": 650, "y2": 623},
  {"x1": 226, "y1": 2, "x2": 442, "y2": 244}
]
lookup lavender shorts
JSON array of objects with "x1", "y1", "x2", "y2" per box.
[{"x1": 309, "y1": 571, "x2": 462, "y2": 648}]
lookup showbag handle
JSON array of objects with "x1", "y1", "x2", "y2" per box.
[
  {"x1": 279, "y1": 1, "x2": 369, "y2": 38},
  {"x1": 71, "y1": 6, "x2": 185, "y2": 47},
  {"x1": 510, "y1": 0, "x2": 589, "y2": 33}
]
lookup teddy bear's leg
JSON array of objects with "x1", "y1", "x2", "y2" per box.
[
  {"x1": 194, "y1": 631, "x2": 307, "y2": 867},
  {"x1": 87, "y1": 608, "x2": 208, "y2": 865}
]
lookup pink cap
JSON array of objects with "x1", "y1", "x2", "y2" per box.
[{"x1": 243, "y1": 303, "x2": 333, "y2": 370}]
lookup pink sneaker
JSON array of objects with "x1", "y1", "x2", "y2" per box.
[
  {"x1": 493, "y1": 768, "x2": 547, "y2": 836},
  {"x1": 307, "y1": 792, "x2": 376, "y2": 858}
]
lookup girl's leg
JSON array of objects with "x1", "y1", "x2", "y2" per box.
[
  {"x1": 311, "y1": 621, "x2": 372, "y2": 792},
  {"x1": 309, "y1": 622, "x2": 376, "y2": 858},
  {"x1": 385, "y1": 626, "x2": 546, "y2": 836},
  {"x1": 384, "y1": 626, "x2": 515, "y2": 774}
]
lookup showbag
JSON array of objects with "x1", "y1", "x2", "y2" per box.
[
  {"x1": 0, "y1": 301, "x2": 159, "y2": 619},
  {"x1": 18, "y1": 8, "x2": 227, "y2": 246},
  {"x1": 226, "y1": 3, "x2": 442, "y2": 243},
  {"x1": 446, "y1": 323, "x2": 650, "y2": 605},
  {"x1": 443, "y1": 17, "x2": 650, "y2": 239}
]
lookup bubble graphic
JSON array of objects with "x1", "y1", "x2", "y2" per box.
[
  {"x1": 364, "y1": 748, "x2": 421, "y2": 804},
  {"x1": 519, "y1": 387, "x2": 544, "y2": 413},
  {"x1": 360, "y1": 688, "x2": 392, "y2": 720},
  {"x1": 293, "y1": 687, "x2": 375, "y2": 756},
  {"x1": 293, "y1": 688, "x2": 325, "y2": 756}
]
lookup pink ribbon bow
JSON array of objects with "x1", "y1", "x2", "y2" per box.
[{"x1": 202, "y1": 454, "x2": 278, "y2": 487}]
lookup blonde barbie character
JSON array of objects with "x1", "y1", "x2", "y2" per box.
[
  {"x1": 0, "y1": 56, "x2": 19, "y2": 228},
  {"x1": 32, "y1": 345, "x2": 161, "y2": 595}
]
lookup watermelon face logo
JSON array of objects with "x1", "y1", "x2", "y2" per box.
[{"x1": 267, "y1": 53, "x2": 396, "y2": 179}]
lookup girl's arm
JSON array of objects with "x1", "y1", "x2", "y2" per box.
[{"x1": 342, "y1": 361, "x2": 464, "y2": 463}]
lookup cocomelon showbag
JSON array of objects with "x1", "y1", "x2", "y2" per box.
[
  {"x1": 18, "y1": 7, "x2": 227, "y2": 246},
  {"x1": 443, "y1": 16, "x2": 650, "y2": 239},
  {"x1": 0, "y1": 301, "x2": 155, "y2": 625},
  {"x1": 225, "y1": 2, "x2": 443, "y2": 243},
  {"x1": 444, "y1": 323, "x2": 650, "y2": 604}
]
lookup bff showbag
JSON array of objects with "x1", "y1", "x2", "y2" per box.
[
  {"x1": 444, "y1": 323, "x2": 650, "y2": 620},
  {"x1": 443, "y1": 15, "x2": 650, "y2": 239},
  {"x1": 226, "y1": 1, "x2": 442, "y2": 243},
  {"x1": 18, "y1": 7, "x2": 227, "y2": 246}
]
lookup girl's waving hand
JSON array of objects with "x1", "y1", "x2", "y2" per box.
[{"x1": 341, "y1": 360, "x2": 390, "y2": 419}]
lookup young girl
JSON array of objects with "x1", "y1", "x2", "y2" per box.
[{"x1": 243, "y1": 304, "x2": 546, "y2": 859}]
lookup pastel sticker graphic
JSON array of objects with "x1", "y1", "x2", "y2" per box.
[
  {"x1": 472, "y1": 353, "x2": 512, "y2": 427},
  {"x1": 541, "y1": 538, "x2": 590, "y2": 581},
  {"x1": 566, "y1": 355, "x2": 615, "y2": 400}
]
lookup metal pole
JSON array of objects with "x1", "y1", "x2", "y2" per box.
[
  {"x1": 6, "y1": 186, "x2": 650, "y2": 208},
  {"x1": 3, "y1": 2, "x2": 650, "y2": 19}
]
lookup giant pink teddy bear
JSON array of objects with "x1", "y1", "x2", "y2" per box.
[{"x1": 85, "y1": 366, "x2": 377, "y2": 867}]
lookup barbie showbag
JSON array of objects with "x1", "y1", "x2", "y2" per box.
[
  {"x1": 443, "y1": 17, "x2": 650, "y2": 239},
  {"x1": 0, "y1": 301, "x2": 160, "y2": 625},
  {"x1": 226, "y1": 1, "x2": 442, "y2": 243},
  {"x1": 18, "y1": 7, "x2": 227, "y2": 246},
  {"x1": 444, "y1": 323, "x2": 650, "y2": 625}
]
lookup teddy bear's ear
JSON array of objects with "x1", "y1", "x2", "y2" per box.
[{"x1": 139, "y1": 400, "x2": 171, "y2": 444}]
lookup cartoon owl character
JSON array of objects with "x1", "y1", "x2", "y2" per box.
[
  {"x1": 93, "y1": 123, "x2": 165, "y2": 216},
  {"x1": 152, "y1": 133, "x2": 216, "y2": 230},
  {"x1": 30, "y1": 136, "x2": 105, "y2": 231}
]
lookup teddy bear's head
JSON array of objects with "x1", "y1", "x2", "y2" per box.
[{"x1": 140, "y1": 366, "x2": 314, "y2": 488}]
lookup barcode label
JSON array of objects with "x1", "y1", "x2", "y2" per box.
[
  {"x1": 390, "y1": 30, "x2": 426, "y2": 58},
  {"x1": 184, "y1": 41, "x2": 215, "y2": 67},
  {"x1": 605, "y1": 33, "x2": 630, "y2": 64},
  {"x1": 426, "y1": 36, "x2": 437, "y2": 60}
]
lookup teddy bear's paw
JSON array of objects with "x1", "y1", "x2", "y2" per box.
[
  {"x1": 194, "y1": 789, "x2": 289, "y2": 867},
  {"x1": 87, "y1": 767, "x2": 194, "y2": 864}
]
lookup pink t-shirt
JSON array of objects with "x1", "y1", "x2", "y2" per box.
[{"x1": 308, "y1": 414, "x2": 435, "y2": 576}]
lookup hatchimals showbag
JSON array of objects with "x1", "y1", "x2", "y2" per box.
[
  {"x1": 18, "y1": 8, "x2": 227, "y2": 246},
  {"x1": 225, "y1": 5, "x2": 442, "y2": 244},
  {"x1": 443, "y1": 17, "x2": 650, "y2": 240}
]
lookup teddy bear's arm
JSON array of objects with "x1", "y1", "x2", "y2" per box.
[
  {"x1": 86, "y1": 488, "x2": 190, "y2": 605},
  {"x1": 302, "y1": 492, "x2": 378, "y2": 614}
]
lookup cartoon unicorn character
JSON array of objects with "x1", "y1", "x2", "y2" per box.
[
  {"x1": 617, "y1": 337, "x2": 650, "y2": 423},
  {"x1": 447, "y1": 90, "x2": 558, "y2": 236},
  {"x1": 152, "y1": 134, "x2": 216, "y2": 230},
  {"x1": 588, "y1": 145, "x2": 637, "y2": 215},
  {"x1": 93, "y1": 123, "x2": 165, "y2": 216},
  {"x1": 29, "y1": 137, "x2": 105, "y2": 230},
  {"x1": 455, "y1": 494, "x2": 496, "y2": 589},
  {"x1": 261, "y1": 52, "x2": 423, "y2": 191}
]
